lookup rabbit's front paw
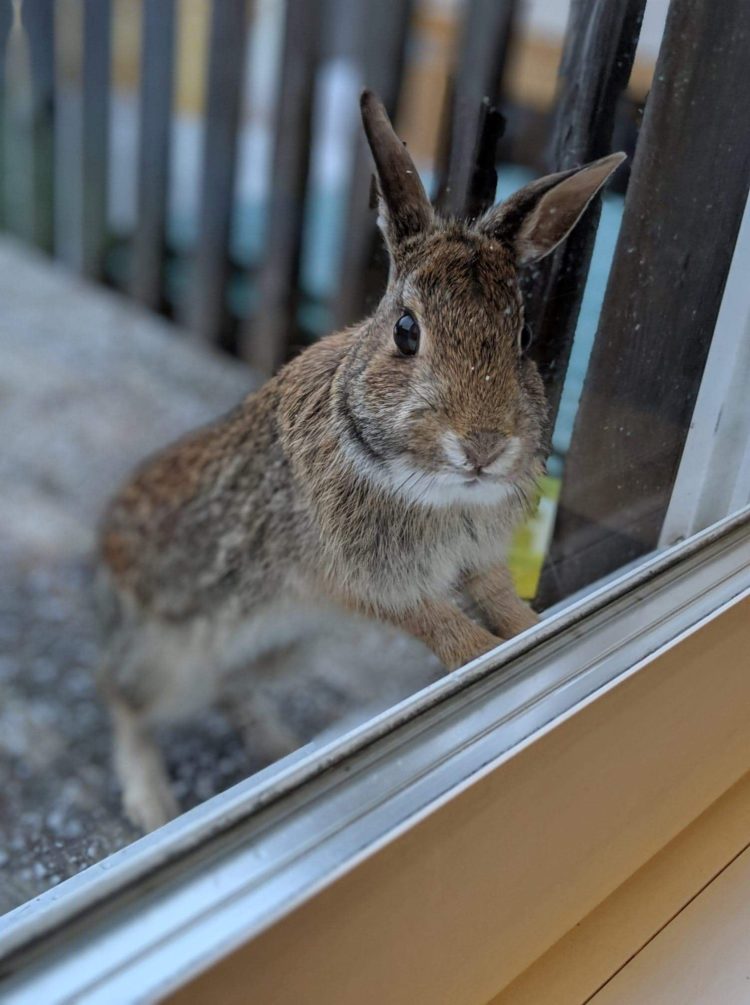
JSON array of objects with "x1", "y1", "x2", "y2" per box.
[{"x1": 442, "y1": 625, "x2": 505, "y2": 671}]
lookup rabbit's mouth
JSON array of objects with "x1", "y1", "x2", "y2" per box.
[
  {"x1": 395, "y1": 465, "x2": 518, "y2": 508},
  {"x1": 458, "y1": 472, "x2": 502, "y2": 487},
  {"x1": 444, "y1": 467, "x2": 513, "y2": 491}
]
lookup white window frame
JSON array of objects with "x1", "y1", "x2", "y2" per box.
[{"x1": 660, "y1": 193, "x2": 750, "y2": 546}]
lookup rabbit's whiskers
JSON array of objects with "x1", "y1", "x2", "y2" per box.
[{"x1": 392, "y1": 465, "x2": 423, "y2": 497}]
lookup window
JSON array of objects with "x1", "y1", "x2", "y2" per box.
[{"x1": 1, "y1": 0, "x2": 749, "y2": 1000}]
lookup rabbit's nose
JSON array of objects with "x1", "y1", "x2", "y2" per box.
[{"x1": 462, "y1": 431, "x2": 508, "y2": 472}]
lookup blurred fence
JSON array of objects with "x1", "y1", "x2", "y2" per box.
[
  {"x1": 0, "y1": 0, "x2": 592, "y2": 367},
  {"x1": 1, "y1": 0, "x2": 748, "y2": 608}
]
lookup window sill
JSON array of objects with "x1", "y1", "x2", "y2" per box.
[{"x1": 495, "y1": 769, "x2": 750, "y2": 1005}]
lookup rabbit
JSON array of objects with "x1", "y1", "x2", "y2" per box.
[{"x1": 97, "y1": 90, "x2": 625, "y2": 831}]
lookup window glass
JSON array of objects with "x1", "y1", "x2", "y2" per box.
[{"x1": 2, "y1": 0, "x2": 748, "y2": 921}]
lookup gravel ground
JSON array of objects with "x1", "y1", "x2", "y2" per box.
[{"x1": 0, "y1": 240, "x2": 439, "y2": 916}]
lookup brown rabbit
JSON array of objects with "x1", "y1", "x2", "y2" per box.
[{"x1": 98, "y1": 91, "x2": 624, "y2": 830}]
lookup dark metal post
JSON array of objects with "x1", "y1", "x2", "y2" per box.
[
  {"x1": 463, "y1": 100, "x2": 505, "y2": 222},
  {"x1": 242, "y1": 0, "x2": 322, "y2": 375},
  {"x1": 22, "y1": 0, "x2": 55, "y2": 254},
  {"x1": 81, "y1": 0, "x2": 111, "y2": 279},
  {"x1": 0, "y1": 0, "x2": 15, "y2": 229},
  {"x1": 186, "y1": 0, "x2": 249, "y2": 343},
  {"x1": 332, "y1": 0, "x2": 414, "y2": 330},
  {"x1": 525, "y1": 0, "x2": 646, "y2": 425},
  {"x1": 131, "y1": 0, "x2": 176, "y2": 309},
  {"x1": 440, "y1": 0, "x2": 515, "y2": 218},
  {"x1": 537, "y1": 0, "x2": 750, "y2": 607}
]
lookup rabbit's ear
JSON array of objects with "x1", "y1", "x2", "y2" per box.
[
  {"x1": 476, "y1": 152, "x2": 626, "y2": 266},
  {"x1": 360, "y1": 89, "x2": 433, "y2": 253}
]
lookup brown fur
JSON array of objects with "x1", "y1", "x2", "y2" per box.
[{"x1": 98, "y1": 91, "x2": 624, "y2": 830}]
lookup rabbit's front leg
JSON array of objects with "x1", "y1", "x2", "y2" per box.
[
  {"x1": 465, "y1": 563, "x2": 539, "y2": 639},
  {"x1": 388, "y1": 598, "x2": 503, "y2": 671}
]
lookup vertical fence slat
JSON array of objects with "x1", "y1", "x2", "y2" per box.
[
  {"x1": 186, "y1": 0, "x2": 248, "y2": 343},
  {"x1": 525, "y1": 0, "x2": 646, "y2": 425},
  {"x1": 440, "y1": 0, "x2": 516, "y2": 218},
  {"x1": 0, "y1": 0, "x2": 14, "y2": 229},
  {"x1": 131, "y1": 0, "x2": 175, "y2": 308},
  {"x1": 332, "y1": 0, "x2": 414, "y2": 330},
  {"x1": 462, "y1": 99, "x2": 504, "y2": 221},
  {"x1": 242, "y1": 0, "x2": 321, "y2": 375},
  {"x1": 81, "y1": 0, "x2": 111, "y2": 278},
  {"x1": 431, "y1": 71, "x2": 455, "y2": 209},
  {"x1": 21, "y1": 0, "x2": 55, "y2": 254},
  {"x1": 537, "y1": 0, "x2": 750, "y2": 608}
]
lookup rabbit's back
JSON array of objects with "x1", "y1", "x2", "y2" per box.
[{"x1": 99, "y1": 383, "x2": 305, "y2": 624}]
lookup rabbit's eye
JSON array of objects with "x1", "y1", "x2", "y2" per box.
[
  {"x1": 394, "y1": 312, "x2": 420, "y2": 356},
  {"x1": 519, "y1": 322, "x2": 533, "y2": 354}
]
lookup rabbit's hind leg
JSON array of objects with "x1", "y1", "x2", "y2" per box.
[
  {"x1": 110, "y1": 693, "x2": 178, "y2": 832},
  {"x1": 98, "y1": 614, "x2": 209, "y2": 833},
  {"x1": 96, "y1": 578, "x2": 226, "y2": 830}
]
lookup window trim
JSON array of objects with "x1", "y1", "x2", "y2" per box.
[
  {"x1": 491, "y1": 769, "x2": 750, "y2": 1004},
  {"x1": 1, "y1": 508, "x2": 749, "y2": 1002},
  {"x1": 660, "y1": 194, "x2": 750, "y2": 545}
]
